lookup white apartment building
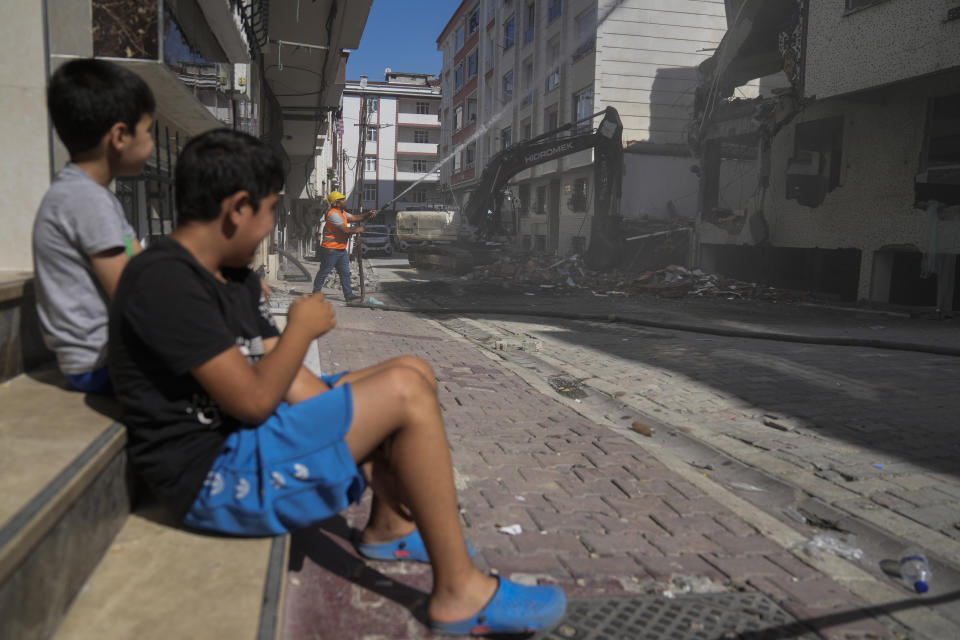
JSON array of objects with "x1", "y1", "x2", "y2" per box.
[
  {"x1": 437, "y1": 0, "x2": 727, "y2": 256},
  {"x1": 338, "y1": 71, "x2": 443, "y2": 225}
]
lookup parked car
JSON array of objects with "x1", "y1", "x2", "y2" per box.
[{"x1": 360, "y1": 224, "x2": 393, "y2": 256}]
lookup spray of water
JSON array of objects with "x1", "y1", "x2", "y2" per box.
[{"x1": 384, "y1": 2, "x2": 625, "y2": 210}]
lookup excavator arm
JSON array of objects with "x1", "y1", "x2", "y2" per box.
[{"x1": 463, "y1": 106, "x2": 624, "y2": 240}]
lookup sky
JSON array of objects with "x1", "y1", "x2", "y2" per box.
[{"x1": 345, "y1": 0, "x2": 457, "y2": 81}]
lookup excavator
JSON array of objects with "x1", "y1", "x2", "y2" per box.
[{"x1": 396, "y1": 106, "x2": 624, "y2": 273}]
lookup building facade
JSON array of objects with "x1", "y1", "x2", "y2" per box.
[
  {"x1": 694, "y1": 0, "x2": 960, "y2": 307},
  {"x1": 337, "y1": 71, "x2": 443, "y2": 226},
  {"x1": 436, "y1": 0, "x2": 728, "y2": 256}
]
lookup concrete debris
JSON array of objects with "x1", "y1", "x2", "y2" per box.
[
  {"x1": 498, "y1": 524, "x2": 523, "y2": 535},
  {"x1": 471, "y1": 254, "x2": 802, "y2": 302},
  {"x1": 631, "y1": 420, "x2": 654, "y2": 437}
]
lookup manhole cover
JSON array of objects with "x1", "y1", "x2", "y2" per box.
[
  {"x1": 536, "y1": 592, "x2": 820, "y2": 640},
  {"x1": 547, "y1": 375, "x2": 589, "y2": 400}
]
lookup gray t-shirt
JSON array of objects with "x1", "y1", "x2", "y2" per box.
[{"x1": 33, "y1": 164, "x2": 135, "y2": 375}]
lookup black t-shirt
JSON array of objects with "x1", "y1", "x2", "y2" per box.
[{"x1": 109, "y1": 237, "x2": 280, "y2": 518}]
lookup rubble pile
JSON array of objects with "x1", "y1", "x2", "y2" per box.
[{"x1": 472, "y1": 255, "x2": 799, "y2": 301}]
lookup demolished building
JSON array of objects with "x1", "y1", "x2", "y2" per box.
[{"x1": 692, "y1": 0, "x2": 960, "y2": 310}]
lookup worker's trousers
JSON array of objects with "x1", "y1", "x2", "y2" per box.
[{"x1": 313, "y1": 248, "x2": 354, "y2": 299}]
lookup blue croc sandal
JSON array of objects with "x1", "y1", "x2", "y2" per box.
[
  {"x1": 355, "y1": 529, "x2": 475, "y2": 563},
  {"x1": 429, "y1": 576, "x2": 567, "y2": 636}
]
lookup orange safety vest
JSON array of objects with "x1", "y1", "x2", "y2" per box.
[{"x1": 321, "y1": 207, "x2": 349, "y2": 250}]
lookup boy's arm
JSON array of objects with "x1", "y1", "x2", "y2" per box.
[
  {"x1": 90, "y1": 235, "x2": 142, "y2": 298},
  {"x1": 261, "y1": 336, "x2": 332, "y2": 405},
  {"x1": 190, "y1": 294, "x2": 335, "y2": 424}
]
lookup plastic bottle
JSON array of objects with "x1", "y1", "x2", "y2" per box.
[{"x1": 898, "y1": 547, "x2": 932, "y2": 594}]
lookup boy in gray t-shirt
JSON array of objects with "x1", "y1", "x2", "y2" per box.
[{"x1": 33, "y1": 59, "x2": 156, "y2": 393}]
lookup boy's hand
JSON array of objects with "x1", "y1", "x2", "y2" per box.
[{"x1": 287, "y1": 292, "x2": 336, "y2": 338}]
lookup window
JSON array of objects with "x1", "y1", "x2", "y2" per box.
[
  {"x1": 416, "y1": 101, "x2": 430, "y2": 114},
  {"x1": 573, "y1": 8, "x2": 596, "y2": 60},
  {"x1": 522, "y1": 57, "x2": 534, "y2": 104},
  {"x1": 363, "y1": 183, "x2": 377, "y2": 202},
  {"x1": 536, "y1": 185, "x2": 546, "y2": 214},
  {"x1": 412, "y1": 159, "x2": 430, "y2": 172},
  {"x1": 572, "y1": 86, "x2": 593, "y2": 132},
  {"x1": 366, "y1": 128, "x2": 378, "y2": 142},
  {"x1": 455, "y1": 64, "x2": 464, "y2": 90},
  {"x1": 924, "y1": 94, "x2": 960, "y2": 169},
  {"x1": 504, "y1": 16, "x2": 515, "y2": 49},
  {"x1": 486, "y1": 37, "x2": 494, "y2": 70},
  {"x1": 414, "y1": 129, "x2": 429, "y2": 143},
  {"x1": 468, "y1": 6, "x2": 480, "y2": 34},
  {"x1": 365, "y1": 157, "x2": 377, "y2": 172},
  {"x1": 453, "y1": 152, "x2": 461, "y2": 173},
  {"x1": 467, "y1": 96, "x2": 478, "y2": 123},
  {"x1": 575, "y1": 7, "x2": 596, "y2": 40},
  {"x1": 456, "y1": 25, "x2": 465, "y2": 50},
  {"x1": 570, "y1": 178, "x2": 587, "y2": 211},
  {"x1": 467, "y1": 49, "x2": 479, "y2": 78},
  {"x1": 501, "y1": 126, "x2": 512, "y2": 149},
  {"x1": 544, "y1": 104, "x2": 558, "y2": 136},
  {"x1": 465, "y1": 143, "x2": 476, "y2": 168},
  {"x1": 545, "y1": 38, "x2": 560, "y2": 91},
  {"x1": 547, "y1": 0, "x2": 561, "y2": 22},
  {"x1": 518, "y1": 183, "x2": 530, "y2": 216},
  {"x1": 502, "y1": 70, "x2": 514, "y2": 101},
  {"x1": 522, "y1": 118, "x2": 532, "y2": 141},
  {"x1": 524, "y1": 3, "x2": 535, "y2": 43},
  {"x1": 413, "y1": 190, "x2": 428, "y2": 203},
  {"x1": 454, "y1": 105, "x2": 464, "y2": 130}
]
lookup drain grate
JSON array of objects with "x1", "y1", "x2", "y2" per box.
[{"x1": 537, "y1": 592, "x2": 820, "y2": 640}]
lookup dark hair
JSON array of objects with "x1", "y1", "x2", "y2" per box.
[
  {"x1": 47, "y1": 58, "x2": 156, "y2": 157},
  {"x1": 175, "y1": 129, "x2": 285, "y2": 224}
]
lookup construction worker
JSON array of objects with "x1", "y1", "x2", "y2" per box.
[{"x1": 313, "y1": 191, "x2": 376, "y2": 301}]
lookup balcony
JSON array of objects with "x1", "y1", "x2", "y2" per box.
[
  {"x1": 397, "y1": 112, "x2": 441, "y2": 127},
  {"x1": 397, "y1": 141, "x2": 439, "y2": 155},
  {"x1": 396, "y1": 170, "x2": 440, "y2": 182}
]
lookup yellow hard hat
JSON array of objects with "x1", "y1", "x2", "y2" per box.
[{"x1": 327, "y1": 191, "x2": 346, "y2": 205}]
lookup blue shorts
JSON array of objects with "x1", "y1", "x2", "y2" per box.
[
  {"x1": 65, "y1": 366, "x2": 113, "y2": 394},
  {"x1": 183, "y1": 372, "x2": 366, "y2": 537}
]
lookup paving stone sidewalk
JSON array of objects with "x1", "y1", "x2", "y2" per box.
[{"x1": 279, "y1": 301, "x2": 923, "y2": 640}]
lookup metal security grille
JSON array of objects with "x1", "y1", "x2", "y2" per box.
[{"x1": 538, "y1": 593, "x2": 820, "y2": 640}]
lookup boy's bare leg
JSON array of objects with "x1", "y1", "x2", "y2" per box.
[{"x1": 344, "y1": 366, "x2": 498, "y2": 623}]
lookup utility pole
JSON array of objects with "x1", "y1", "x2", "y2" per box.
[{"x1": 354, "y1": 94, "x2": 367, "y2": 300}]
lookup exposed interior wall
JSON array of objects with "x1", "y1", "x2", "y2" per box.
[{"x1": 702, "y1": 72, "x2": 960, "y2": 303}]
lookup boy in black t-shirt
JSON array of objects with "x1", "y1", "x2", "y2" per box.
[{"x1": 108, "y1": 129, "x2": 565, "y2": 636}]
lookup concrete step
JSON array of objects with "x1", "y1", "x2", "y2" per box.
[
  {"x1": 53, "y1": 510, "x2": 288, "y2": 640},
  {"x1": 0, "y1": 369, "x2": 127, "y2": 640},
  {"x1": 0, "y1": 368, "x2": 288, "y2": 639}
]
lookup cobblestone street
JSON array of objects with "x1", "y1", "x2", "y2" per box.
[{"x1": 275, "y1": 258, "x2": 960, "y2": 638}]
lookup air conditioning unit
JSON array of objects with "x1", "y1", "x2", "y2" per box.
[{"x1": 786, "y1": 150, "x2": 829, "y2": 207}]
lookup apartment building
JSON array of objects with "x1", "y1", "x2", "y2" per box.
[
  {"x1": 437, "y1": 0, "x2": 727, "y2": 256},
  {"x1": 694, "y1": 0, "x2": 960, "y2": 308},
  {"x1": 338, "y1": 70, "x2": 443, "y2": 225}
]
